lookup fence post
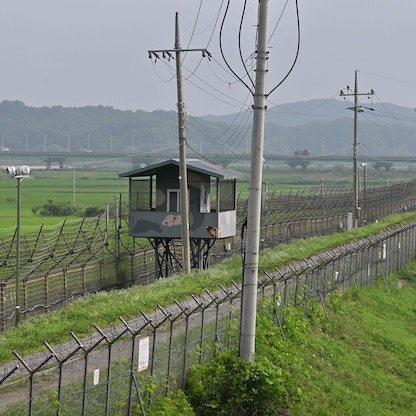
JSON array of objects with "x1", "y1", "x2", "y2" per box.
[
  {"x1": 0, "y1": 283, "x2": 5, "y2": 332},
  {"x1": 63, "y1": 268, "x2": 68, "y2": 299},
  {"x1": 44, "y1": 274, "x2": 49, "y2": 315},
  {"x1": 347, "y1": 213, "x2": 353, "y2": 230}
]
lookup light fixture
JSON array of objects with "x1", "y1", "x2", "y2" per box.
[
  {"x1": 6, "y1": 165, "x2": 31, "y2": 178},
  {"x1": 6, "y1": 165, "x2": 31, "y2": 326}
]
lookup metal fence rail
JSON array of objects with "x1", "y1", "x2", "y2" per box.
[{"x1": 1, "y1": 220, "x2": 415, "y2": 415}]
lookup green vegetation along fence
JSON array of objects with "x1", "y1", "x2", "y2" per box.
[
  {"x1": 1, "y1": 179, "x2": 416, "y2": 332},
  {"x1": 1, "y1": 219, "x2": 415, "y2": 415}
]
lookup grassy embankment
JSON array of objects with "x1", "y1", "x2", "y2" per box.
[
  {"x1": 158, "y1": 267, "x2": 416, "y2": 415},
  {"x1": 0, "y1": 211, "x2": 415, "y2": 366},
  {"x1": 284, "y1": 269, "x2": 416, "y2": 415},
  {"x1": 174, "y1": 260, "x2": 416, "y2": 416}
]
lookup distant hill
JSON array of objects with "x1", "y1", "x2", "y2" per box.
[
  {"x1": 0, "y1": 100, "x2": 229, "y2": 155},
  {"x1": 0, "y1": 99, "x2": 415, "y2": 158},
  {"x1": 204, "y1": 98, "x2": 416, "y2": 127},
  {"x1": 205, "y1": 99, "x2": 416, "y2": 157}
]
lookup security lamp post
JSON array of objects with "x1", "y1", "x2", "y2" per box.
[{"x1": 6, "y1": 166, "x2": 31, "y2": 326}]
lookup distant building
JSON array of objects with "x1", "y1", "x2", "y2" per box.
[{"x1": 294, "y1": 149, "x2": 310, "y2": 156}]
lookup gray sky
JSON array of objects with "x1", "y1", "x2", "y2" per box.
[{"x1": 0, "y1": 0, "x2": 415, "y2": 116}]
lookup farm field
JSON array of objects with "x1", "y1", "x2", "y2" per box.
[
  {"x1": 0, "y1": 168, "x2": 129, "y2": 228},
  {"x1": 235, "y1": 162, "x2": 416, "y2": 197},
  {"x1": 1, "y1": 163, "x2": 415, "y2": 229}
]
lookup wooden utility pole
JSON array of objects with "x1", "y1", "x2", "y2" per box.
[
  {"x1": 240, "y1": 0, "x2": 270, "y2": 363},
  {"x1": 340, "y1": 70, "x2": 374, "y2": 228},
  {"x1": 148, "y1": 13, "x2": 211, "y2": 274}
]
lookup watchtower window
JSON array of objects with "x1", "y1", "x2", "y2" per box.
[
  {"x1": 218, "y1": 180, "x2": 236, "y2": 212},
  {"x1": 199, "y1": 183, "x2": 211, "y2": 214},
  {"x1": 167, "y1": 189, "x2": 180, "y2": 212},
  {"x1": 130, "y1": 177, "x2": 155, "y2": 211}
]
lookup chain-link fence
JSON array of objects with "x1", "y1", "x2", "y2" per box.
[
  {"x1": 1, "y1": 219, "x2": 415, "y2": 415},
  {"x1": 2, "y1": 179, "x2": 416, "y2": 331}
]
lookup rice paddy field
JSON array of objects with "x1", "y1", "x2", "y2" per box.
[
  {"x1": 0, "y1": 168, "x2": 129, "y2": 228},
  {"x1": 1, "y1": 162, "x2": 415, "y2": 229}
]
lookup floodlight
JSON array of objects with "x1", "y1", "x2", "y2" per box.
[{"x1": 6, "y1": 165, "x2": 31, "y2": 178}]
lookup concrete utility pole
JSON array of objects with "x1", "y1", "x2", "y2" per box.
[
  {"x1": 340, "y1": 70, "x2": 374, "y2": 228},
  {"x1": 148, "y1": 13, "x2": 211, "y2": 275},
  {"x1": 240, "y1": 0, "x2": 270, "y2": 363}
]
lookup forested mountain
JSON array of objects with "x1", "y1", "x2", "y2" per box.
[
  {"x1": 1, "y1": 99, "x2": 416, "y2": 157},
  {"x1": 0, "y1": 100, "x2": 229, "y2": 155},
  {"x1": 206, "y1": 99, "x2": 416, "y2": 127}
]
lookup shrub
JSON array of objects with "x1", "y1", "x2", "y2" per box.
[
  {"x1": 148, "y1": 390, "x2": 195, "y2": 416},
  {"x1": 32, "y1": 199, "x2": 78, "y2": 216},
  {"x1": 83, "y1": 206, "x2": 104, "y2": 217},
  {"x1": 185, "y1": 350, "x2": 296, "y2": 416}
]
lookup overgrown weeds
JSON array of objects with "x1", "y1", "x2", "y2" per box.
[
  {"x1": 1, "y1": 213, "x2": 415, "y2": 364},
  {"x1": 157, "y1": 270, "x2": 416, "y2": 415}
]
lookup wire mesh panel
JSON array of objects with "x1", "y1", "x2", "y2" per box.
[
  {"x1": 2, "y1": 179, "x2": 416, "y2": 330},
  {"x1": 1, "y1": 222, "x2": 416, "y2": 414}
]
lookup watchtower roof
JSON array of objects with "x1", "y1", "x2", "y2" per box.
[{"x1": 119, "y1": 158, "x2": 243, "y2": 180}]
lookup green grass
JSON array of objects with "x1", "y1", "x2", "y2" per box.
[
  {"x1": 156, "y1": 261, "x2": 416, "y2": 415},
  {"x1": 284, "y1": 271, "x2": 416, "y2": 415},
  {"x1": 0, "y1": 212, "x2": 415, "y2": 365},
  {"x1": 0, "y1": 165, "x2": 414, "y2": 228},
  {"x1": 2, "y1": 210, "x2": 416, "y2": 415},
  {"x1": 0, "y1": 169, "x2": 128, "y2": 227}
]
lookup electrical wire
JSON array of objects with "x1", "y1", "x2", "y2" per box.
[
  {"x1": 180, "y1": 0, "x2": 225, "y2": 83},
  {"x1": 181, "y1": 60, "x2": 254, "y2": 110},
  {"x1": 373, "y1": 94, "x2": 416, "y2": 123},
  {"x1": 187, "y1": 92, "x2": 252, "y2": 146},
  {"x1": 238, "y1": 0, "x2": 255, "y2": 90},
  {"x1": 186, "y1": 112, "x2": 251, "y2": 162},
  {"x1": 183, "y1": 0, "x2": 203, "y2": 53},
  {"x1": 219, "y1": 0, "x2": 254, "y2": 94},
  {"x1": 267, "y1": 92, "x2": 345, "y2": 117},
  {"x1": 268, "y1": 0, "x2": 290, "y2": 43},
  {"x1": 205, "y1": 54, "x2": 244, "y2": 86},
  {"x1": 186, "y1": 106, "x2": 252, "y2": 156},
  {"x1": 266, "y1": 0, "x2": 300, "y2": 98},
  {"x1": 150, "y1": 56, "x2": 176, "y2": 83}
]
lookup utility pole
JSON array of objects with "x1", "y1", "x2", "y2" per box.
[
  {"x1": 240, "y1": 0, "x2": 270, "y2": 363},
  {"x1": 148, "y1": 12, "x2": 211, "y2": 275},
  {"x1": 340, "y1": 70, "x2": 374, "y2": 228}
]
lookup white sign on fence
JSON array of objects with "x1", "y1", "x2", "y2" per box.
[
  {"x1": 138, "y1": 336, "x2": 150, "y2": 372},
  {"x1": 93, "y1": 368, "x2": 100, "y2": 385}
]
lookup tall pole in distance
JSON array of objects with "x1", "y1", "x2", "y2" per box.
[
  {"x1": 148, "y1": 13, "x2": 211, "y2": 275},
  {"x1": 6, "y1": 165, "x2": 31, "y2": 326},
  {"x1": 340, "y1": 70, "x2": 374, "y2": 228},
  {"x1": 352, "y1": 71, "x2": 359, "y2": 228},
  {"x1": 240, "y1": 0, "x2": 270, "y2": 363},
  {"x1": 15, "y1": 177, "x2": 22, "y2": 326}
]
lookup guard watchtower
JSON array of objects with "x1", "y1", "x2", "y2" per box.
[{"x1": 119, "y1": 159, "x2": 243, "y2": 277}]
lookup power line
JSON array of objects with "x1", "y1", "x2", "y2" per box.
[
  {"x1": 266, "y1": 0, "x2": 300, "y2": 98},
  {"x1": 219, "y1": 0, "x2": 254, "y2": 94}
]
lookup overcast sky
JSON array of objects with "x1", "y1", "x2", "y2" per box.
[{"x1": 0, "y1": 0, "x2": 415, "y2": 116}]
